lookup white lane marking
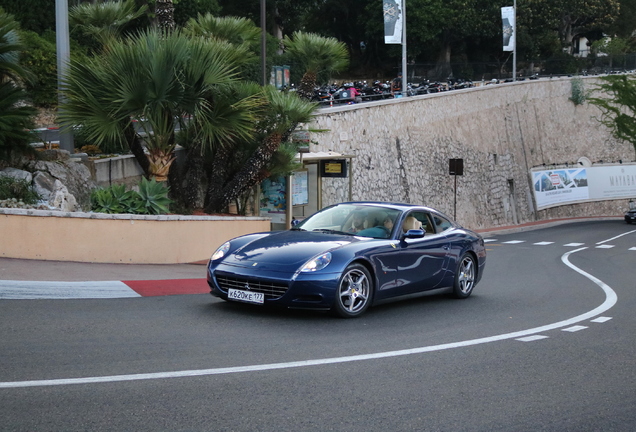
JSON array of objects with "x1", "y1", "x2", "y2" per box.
[
  {"x1": 0, "y1": 247, "x2": 618, "y2": 389},
  {"x1": 503, "y1": 240, "x2": 525, "y2": 244},
  {"x1": 596, "y1": 229, "x2": 636, "y2": 244},
  {"x1": 629, "y1": 247, "x2": 636, "y2": 251},
  {"x1": 484, "y1": 239, "x2": 498, "y2": 243},
  {"x1": 516, "y1": 335, "x2": 549, "y2": 342},
  {"x1": 562, "y1": 325, "x2": 588, "y2": 332},
  {"x1": 591, "y1": 317, "x2": 612, "y2": 323},
  {"x1": 595, "y1": 245, "x2": 615, "y2": 249},
  {"x1": 564, "y1": 243, "x2": 585, "y2": 247},
  {"x1": 0, "y1": 281, "x2": 140, "y2": 299},
  {"x1": 534, "y1": 242, "x2": 554, "y2": 245}
]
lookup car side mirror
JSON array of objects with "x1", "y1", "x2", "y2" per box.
[{"x1": 403, "y1": 229, "x2": 425, "y2": 239}]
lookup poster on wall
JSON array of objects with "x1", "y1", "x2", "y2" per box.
[
  {"x1": 532, "y1": 165, "x2": 636, "y2": 210},
  {"x1": 292, "y1": 170, "x2": 308, "y2": 206},
  {"x1": 260, "y1": 177, "x2": 286, "y2": 223},
  {"x1": 586, "y1": 165, "x2": 636, "y2": 199}
]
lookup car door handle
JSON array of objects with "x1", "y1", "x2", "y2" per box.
[{"x1": 443, "y1": 245, "x2": 451, "y2": 250}]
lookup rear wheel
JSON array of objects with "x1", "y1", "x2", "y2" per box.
[
  {"x1": 453, "y1": 253, "x2": 476, "y2": 299},
  {"x1": 333, "y1": 264, "x2": 373, "y2": 318}
]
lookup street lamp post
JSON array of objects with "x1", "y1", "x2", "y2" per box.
[
  {"x1": 55, "y1": 0, "x2": 74, "y2": 152},
  {"x1": 261, "y1": 0, "x2": 267, "y2": 86}
]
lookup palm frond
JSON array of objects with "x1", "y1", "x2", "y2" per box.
[{"x1": 69, "y1": 0, "x2": 147, "y2": 47}]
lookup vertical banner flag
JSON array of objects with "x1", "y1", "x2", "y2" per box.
[
  {"x1": 501, "y1": 6, "x2": 515, "y2": 51},
  {"x1": 384, "y1": 0, "x2": 403, "y2": 44}
]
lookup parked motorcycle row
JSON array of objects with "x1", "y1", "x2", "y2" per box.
[
  {"x1": 310, "y1": 77, "x2": 476, "y2": 105},
  {"x1": 310, "y1": 81, "x2": 393, "y2": 104}
]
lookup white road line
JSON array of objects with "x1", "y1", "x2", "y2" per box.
[
  {"x1": 562, "y1": 325, "x2": 588, "y2": 332},
  {"x1": 503, "y1": 240, "x2": 525, "y2": 244},
  {"x1": 591, "y1": 317, "x2": 612, "y2": 323},
  {"x1": 596, "y1": 229, "x2": 636, "y2": 245},
  {"x1": 483, "y1": 239, "x2": 498, "y2": 243},
  {"x1": 595, "y1": 245, "x2": 615, "y2": 249},
  {"x1": 534, "y1": 242, "x2": 554, "y2": 245},
  {"x1": 0, "y1": 246, "x2": 618, "y2": 389},
  {"x1": 516, "y1": 335, "x2": 549, "y2": 342},
  {"x1": 564, "y1": 243, "x2": 585, "y2": 247},
  {"x1": 629, "y1": 247, "x2": 636, "y2": 251},
  {"x1": 0, "y1": 281, "x2": 140, "y2": 299}
]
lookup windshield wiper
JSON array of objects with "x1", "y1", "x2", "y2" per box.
[{"x1": 311, "y1": 229, "x2": 354, "y2": 235}]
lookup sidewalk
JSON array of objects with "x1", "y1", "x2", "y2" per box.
[{"x1": 0, "y1": 216, "x2": 623, "y2": 299}]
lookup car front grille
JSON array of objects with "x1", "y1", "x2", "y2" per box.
[{"x1": 214, "y1": 273, "x2": 289, "y2": 300}]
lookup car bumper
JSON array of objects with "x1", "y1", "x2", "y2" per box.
[
  {"x1": 625, "y1": 214, "x2": 636, "y2": 223},
  {"x1": 207, "y1": 263, "x2": 342, "y2": 310}
]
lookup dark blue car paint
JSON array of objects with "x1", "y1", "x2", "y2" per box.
[{"x1": 207, "y1": 202, "x2": 486, "y2": 312}]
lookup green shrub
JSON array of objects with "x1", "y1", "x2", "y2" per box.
[
  {"x1": 90, "y1": 177, "x2": 172, "y2": 215},
  {"x1": 570, "y1": 78, "x2": 587, "y2": 105},
  {"x1": 137, "y1": 177, "x2": 172, "y2": 215},
  {"x1": 0, "y1": 176, "x2": 40, "y2": 204},
  {"x1": 18, "y1": 30, "x2": 57, "y2": 107},
  {"x1": 18, "y1": 29, "x2": 90, "y2": 107},
  {"x1": 91, "y1": 188, "x2": 124, "y2": 214}
]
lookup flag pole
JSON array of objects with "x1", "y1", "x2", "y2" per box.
[
  {"x1": 401, "y1": 0, "x2": 407, "y2": 95},
  {"x1": 512, "y1": 0, "x2": 517, "y2": 81}
]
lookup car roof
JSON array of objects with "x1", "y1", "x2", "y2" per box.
[{"x1": 337, "y1": 201, "x2": 432, "y2": 212}]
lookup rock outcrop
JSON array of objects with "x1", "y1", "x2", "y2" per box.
[{"x1": 1, "y1": 150, "x2": 96, "y2": 211}]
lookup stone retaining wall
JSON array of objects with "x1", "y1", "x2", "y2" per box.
[{"x1": 310, "y1": 77, "x2": 635, "y2": 229}]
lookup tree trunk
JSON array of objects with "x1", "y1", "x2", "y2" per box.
[
  {"x1": 561, "y1": 14, "x2": 574, "y2": 54},
  {"x1": 204, "y1": 133, "x2": 282, "y2": 213},
  {"x1": 297, "y1": 71, "x2": 317, "y2": 100},
  {"x1": 155, "y1": 0, "x2": 175, "y2": 32},
  {"x1": 204, "y1": 146, "x2": 231, "y2": 212},
  {"x1": 431, "y1": 37, "x2": 452, "y2": 81},
  {"x1": 182, "y1": 148, "x2": 206, "y2": 209},
  {"x1": 124, "y1": 122, "x2": 150, "y2": 177},
  {"x1": 146, "y1": 148, "x2": 175, "y2": 182}
]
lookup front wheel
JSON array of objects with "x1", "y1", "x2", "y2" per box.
[
  {"x1": 333, "y1": 263, "x2": 373, "y2": 318},
  {"x1": 453, "y1": 253, "x2": 476, "y2": 299}
]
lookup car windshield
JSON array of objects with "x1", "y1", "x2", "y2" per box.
[{"x1": 295, "y1": 204, "x2": 402, "y2": 239}]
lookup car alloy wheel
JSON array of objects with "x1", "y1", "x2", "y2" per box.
[
  {"x1": 334, "y1": 263, "x2": 373, "y2": 318},
  {"x1": 453, "y1": 253, "x2": 476, "y2": 299}
]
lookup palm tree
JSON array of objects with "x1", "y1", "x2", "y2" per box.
[
  {"x1": 203, "y1": 86, "x2": 317, "y2": 213},
  {"x1": 283, "y1": 31, "x2": 349, "y2": 100},
  {"x1": 184, "y1": 14, "x2": 260, "y2": 48},
  {"x1": 69, "y1": 0, "x2": 147, "y2": 49},
  {"x1": 0, "y1": 10, "x2": 36, "y2": 163},
  {"x1": 60, "y1": 29, "x2": 253, "y2": 182}
]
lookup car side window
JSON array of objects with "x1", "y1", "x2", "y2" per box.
[
  {"x1": 402, "y1": 211, "x2": 433, "y2": 233},
  {"x1": 432, "y1": 214, "x2": 452, "y2": 232}
]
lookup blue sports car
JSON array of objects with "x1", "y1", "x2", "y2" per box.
[{"x1": 207, "y1": 202, "x2": 486, "y2": 317}]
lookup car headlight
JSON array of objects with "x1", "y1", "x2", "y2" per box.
[
  {"x1": 211, "y1": 242, "x2": 231, "y2": 261},
  {"x1": 301, "y1": 252, "x2": 332, "y2": 272}
]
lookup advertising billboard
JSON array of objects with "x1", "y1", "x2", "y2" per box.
[{"x1": 532, "y1": 165, "x2": 636, "y2": 210}]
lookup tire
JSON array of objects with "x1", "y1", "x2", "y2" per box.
[
  {"x1": 452, "y1": 253, "x2": 476, "y2": 299},
  {"x1": 333, "y1": 263, "x2": 373, "y2": 318}
]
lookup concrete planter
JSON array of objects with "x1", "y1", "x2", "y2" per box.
[{"x1": 0, "y1": 209, "x2": 270, "y2": 264}]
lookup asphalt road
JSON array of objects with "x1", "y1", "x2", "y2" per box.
[{"x1": 1, "y1": 220, "x2": 635, "y2": 431}]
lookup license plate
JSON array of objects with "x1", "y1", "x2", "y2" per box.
[{"x1": 228, "y1": 288, "x2": 264, "y2": 304}]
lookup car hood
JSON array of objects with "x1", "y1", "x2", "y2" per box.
[{"x1": 223, "y1": 230, "x2": 361, "y2": 272}]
